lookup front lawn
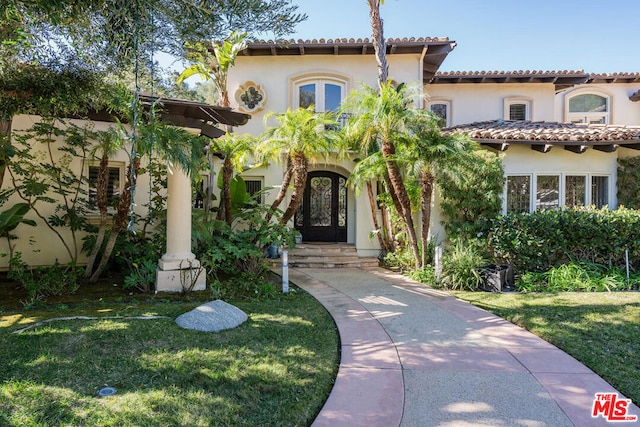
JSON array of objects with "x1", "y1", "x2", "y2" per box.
[
  {"x1": 0, "y1": 290, "x2": 339, "y2": 426},
  {"x1": 453, "y1": 291, "x2": 640, "y2": 405}
]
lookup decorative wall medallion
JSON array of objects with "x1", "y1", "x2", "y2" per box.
[{"x1": 235, "y1": 81, "x2": 266, "y2": 114}]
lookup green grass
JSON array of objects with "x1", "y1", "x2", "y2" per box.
[
  {"x1": 453, "y1": 291, "x2": 640, "y2": 405},
  {"x1": 0, "y1": 290, "x2": 339, "y2": 426}
]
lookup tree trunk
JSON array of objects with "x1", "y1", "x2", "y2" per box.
[
  {"x1": 367, "y1": 181, "x2": 388, "y2": 253},
  {"x1": 89, "y1": 157, "x2": 138, "y2": 282},
  {"x1": 280, "y1": 152, "x2": 308, "y2": 225},
  {"x1": 85, "y1": 153, "x2": 110, "y2": 277},
  {"x1": 0, "y1": 118, "x2": 12, "y2": 190},
  {"x1": 380, "y1": 203, "x2": 395, "y2": 252},
  {"x1": 266, "y1": 156, "x2": 293, "y2": 223},
  {"x1": 420, "y1": 171, "x2": 434, "y2": 269},
  {"x1": 367, "y1": 0, "x2": 388, "y2": 86},
  {"x1": 381, "y1": 141, "x2": 421, "y2": 269},
  {"x1": 221, "y1": 157, "x2": 233, "y2": 225}
]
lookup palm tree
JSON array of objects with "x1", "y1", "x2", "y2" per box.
[
  {"x1": 342, "y1": 82, "x2": 424, "y2": 268},
  {"x1": 84, "y1": 128, "x2": 122, "y2": 278},
  {"x1": 367, "y1": 0, "x2": 388, "y2": 87},
  {"x1": 258, "y1": 106, "x2": 337, "y2": 225},
  {"x1": 178, "y1": 31, "x2": 248, "y2": 108},
  {"x1": 404, "y1": 116, "x2": 469, "y2": 268},
  {"x1": 210, "y1": 132, "x2": 256, "y2": 225},
  {"x1": 88, "y1": 117, "x2": 204, "y2": 281},
  {"x1": 347, "y1": 151, "x2": 391, "y2": 253}
]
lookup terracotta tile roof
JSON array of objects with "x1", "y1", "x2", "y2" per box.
[
  {"x1": 443, "y1": 120, "x2": 640, "y2": 144},
  {"x1": 249, "y1": 36, "x2": 451, "y2": 45},
  {"x1": 242, "y1": 37, "x2": 456, "y2": 84}
]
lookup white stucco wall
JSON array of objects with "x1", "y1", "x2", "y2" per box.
[
  {"x1": 226, "y1": 52, "x2": 424, "y2": 256},
  {"x1": 425, "y1": 83, "x2": 556, "y2": 125},
  {"x1": 0, "y1": 115, "x2": 153, "y2": 269}
]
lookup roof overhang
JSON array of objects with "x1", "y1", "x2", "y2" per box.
[
  {"x1": 443, "y1": 120, "x2": 640, "y2": 154},
  {"x1": 80, "y1": 94, "x2": 250, "y2": 139},
  {"x1": 431, "y1": 71, "x2": 640, "y2": 91},
  {"x1": 240, "y1": 37, "x2": 456, "y2": 83}
]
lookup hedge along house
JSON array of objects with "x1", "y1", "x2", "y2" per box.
[
  {"x1": 226, "y1": 41, "x2": 640, "y2": 251},
  {"x1": 1, "y1": 95, "x2": 250, "y2": 292}
]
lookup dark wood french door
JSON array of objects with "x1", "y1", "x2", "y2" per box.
[{"x1": 294, "y1": 171, "x2": 347, "y2": 242}]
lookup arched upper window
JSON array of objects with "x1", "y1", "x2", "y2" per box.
[
  {"x1": 291, "y1": 74, "x2": 349, "y2": 113},
  {"x1": 566, "y1": 91, "x2": 610, "y2": 124}
]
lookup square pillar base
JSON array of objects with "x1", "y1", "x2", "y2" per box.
[{"x1": 156, "y1": 266, "x2": 206, "y2": 293}]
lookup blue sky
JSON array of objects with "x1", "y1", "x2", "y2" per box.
[{"x1": 282, "y1": 0, "x2": 640, "y2": 73}]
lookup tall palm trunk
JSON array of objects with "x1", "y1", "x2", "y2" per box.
[
  {"x1": 280, "y1": 151, "x2": 308, "y2": 225},
  {"x1": 266, "y1": 156, "x2": 293, "y2": 223},
  {"x1": 84, "y1": 152, "x2": 110, "y2": 278},
  {"x1": 90, "y1": 157, "x2": 139, "y2": 282},
  {"x1": 380, "y1": 203, "x2": 394, "y2": 252},
  {"x1": 0, "y1": 118, "x2": 12, "y2": 189},
  {"x1": 420, "y1": 171, "x2": 435, "y2": 269},
  {"x1": 367, "y1": 181, "x2": 388, "y2": 253},
  {"x1": 382, "y1": 142, "x2": 421, "y2": 268},
  {"x1": 367, "y1": 0, "x2": 388, "y2": 86}
]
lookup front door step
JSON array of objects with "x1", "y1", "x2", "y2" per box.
[{"x1": 269, "y1": 243, "x2": 379, "y2": 268}]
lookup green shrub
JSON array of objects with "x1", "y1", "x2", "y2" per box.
[
  {"x1": 516, "y1": 261, "x2": 639, "y2": 292},
  {"x1": 440, "y1": 242, "x2": 486, "y2": 291},
  {"x1": 409, "y1": 265, "x2": 437, "y2": 286},
  {"x1": 8, "y1": 252, "x2": 80, "y2": 306},
  {"x1": 490, "y1": 207, "x2": 640, "y2": 273}
]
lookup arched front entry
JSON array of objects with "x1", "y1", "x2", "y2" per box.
[{"x1": 295, "y1": 171, "x2": 347, "y2": 242}]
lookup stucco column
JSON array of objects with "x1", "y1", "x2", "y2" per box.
[{"x1": 156, "y1": 164, "x2": 206, "y2": 292}]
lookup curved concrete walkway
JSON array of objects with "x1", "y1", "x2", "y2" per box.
[{"x1": 289, "y1": 267, "x2": 640, "y2": 427}]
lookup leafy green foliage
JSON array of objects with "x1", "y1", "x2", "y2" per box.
[
  {"x1": 7, "y1": 252, "x2": 80, "y2": 306},
  {"x1": 517, "y1": 261, "x2": 639, "y2": 292},
  {"x1": 490, "y1": 207, "x2": 640, "y2": 272},
  {"x1": 440, "y1": 242, "x2": 487, "y2": 291},
  {"x1": 123, "y1": 258, "x2": 158, "y2": 293},
  {"x1": 409, "y1": 265, "x2": 437, "y2": 285},
  {"x1": 617, "y1": 156, "x2": 640, "y2": 209},
  {"x1": 437, "y1": 148, "x2": 505, "y2": 242},
  {"x1": 194, "y1": 204, "x2": 296, "y2": 298}
]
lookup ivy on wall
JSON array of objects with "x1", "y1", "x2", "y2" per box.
[{"x1": 617, "y1": 156, "x2": 640, "y2": 209}]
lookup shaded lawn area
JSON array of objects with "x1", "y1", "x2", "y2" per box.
[
  {"x1": 0, "y1": 290, "x2": 339, "y2": 427},
  {"x1": 453, "y1": 291, "x2": 640, "y2": 406}
]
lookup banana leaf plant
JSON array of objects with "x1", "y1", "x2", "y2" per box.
[{"x1": 0, "y1": 202, "x2": 36, "y2": 265}]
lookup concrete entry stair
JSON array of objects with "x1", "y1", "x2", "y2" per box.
[{"x1": 275, "y1": 243, "x2": 379, "y2": 268}]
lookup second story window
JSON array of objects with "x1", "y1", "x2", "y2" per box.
[
  {"x1": 293, "y1": 76, "x2": 347, "y2": 113},
  {"x1": 427, "y1": 100, "x2": 451, "y2": 127},
  {"x1": 567, "y1": 92, "x2": 610, "y2": 124},
  {"x1": 504, "y1": 97, "x2": 531, "y2": 121}
]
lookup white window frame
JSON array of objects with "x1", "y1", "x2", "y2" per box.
[
  {"x1": 290, "y1": 73, "x2": 349, "y2": 113},
  {"x1": 565, "y1": 89, "x2": 611, "y2": 125},
  {"x1": 504, "y1": 97, "x2": 532, "y2": 121},
  {"x1": 426, "y1": 99, "x2": 452, "y2": 127},
  {"x1": 243, "y1": 176, "x2": 265, "y2": 203},
  {"x1": 87, "y1": 161, "x2": 125, "y2": 214},
  {"x1": 504, "y1": 173, "x2": 612, "y2": 214}
]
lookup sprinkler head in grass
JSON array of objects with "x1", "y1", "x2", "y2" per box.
[{"x1": 97, "y1": 387, "x2": 117, "y2": 397}]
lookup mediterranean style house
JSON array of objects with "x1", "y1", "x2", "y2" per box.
[
  {"x1": 3, "y1": 37, "x2": 640, "y2": 272},
  {"x1": 226, "y1": 37, "x2": 640, "y2": 257}
]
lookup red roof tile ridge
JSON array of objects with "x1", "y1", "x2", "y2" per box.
[
  {"x1": 249, "y1": 37, "x2": 449, "y2": 46},
  {"x1": 436, "y1": 70, "x2": 586, "y2": 76}
]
